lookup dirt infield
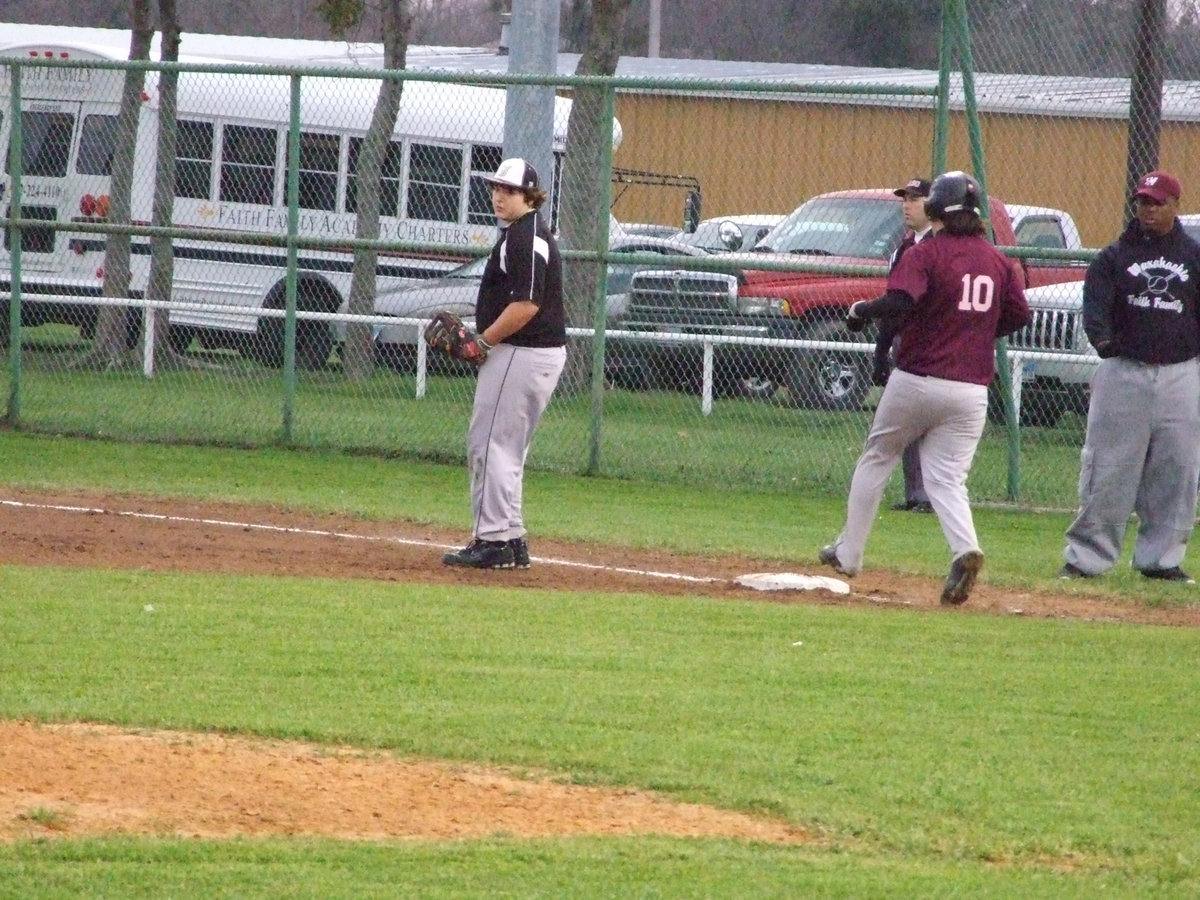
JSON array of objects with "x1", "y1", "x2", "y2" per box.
[{"x1": 2, "y1": 488, "x2": 1196, "y2": 843}]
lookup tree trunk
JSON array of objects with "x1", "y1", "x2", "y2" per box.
[
  {"x1": 146, "y1": 0, "x2": 181, "y2": 370},
  {"x1": 557, "y1": 0, "x2": 635, "y2": 393},
  {"x1": 342, "y1": 0, "x2": 412, "y2": 380},
  {"x1": 1125, "y1": 0, "x2": 1166, "y2": 220},
  {"x1": 89, "y1": 0, "x2": 153, "y2": 368}
]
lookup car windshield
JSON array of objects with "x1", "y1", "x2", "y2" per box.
[{"x1": 755, "y1": 197, "x2": 904, "y2": 260}]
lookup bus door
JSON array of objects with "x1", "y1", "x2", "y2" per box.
[{"x1": 1, "y1": 98, "x2": 81, "y2": 274}]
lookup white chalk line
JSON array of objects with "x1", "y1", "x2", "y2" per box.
[{"x1": 1, "y1": 498, "x2": 720, "y2": 584}]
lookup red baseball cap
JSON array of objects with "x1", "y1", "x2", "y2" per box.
[{"x1": 1133, "y1": 170, "x2": 1181, "y2": 204}]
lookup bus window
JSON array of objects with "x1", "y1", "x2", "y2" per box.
[
  {"x1": 345, "y1": 137, "x2": 403, "y2": 215},
  {"x1": 219, "y1": 123, "x2": 276, "y2": 206},
  {"x1": 467, "y1": 144, "x2": 502, "y2": 225},
  {"x1": 407, "y1": 142, "x2": 461, "y2": 222},
  {"x1": 294, "y1": 131, "x2": 339, "y2": 211},
  {"x1": 175, "y1": 119, "x2": 214, "y2": 199},
  {"x1": 7, "y1": 110, "x2": 74, "y2": 177},
  {"x1": 77, "y1": 114, "x2": 117, "y2": 175}
]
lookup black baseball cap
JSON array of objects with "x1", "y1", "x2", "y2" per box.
[{"x1": 894, "y1": 177, "x2": 931, "y2": 198}]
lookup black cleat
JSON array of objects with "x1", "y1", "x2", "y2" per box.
[
  {"x1": 940, "y1": 550, "x2": 984, "y2": 606},
  {"x1": 818, "y1": 544, "x2": 856, "y2": 576},
  {"x1": 891, "y1": 500, "x2": 934, "y2": 513},
  {"x1": 508, "y1": 537, "x2": 531, "y2": 569},
  {"x1": 1140, "y1": 566, "x2": 1195, "y2": 584},
  {"x1": 443, "y1": 539, "x2": 515, "y2": 569}
]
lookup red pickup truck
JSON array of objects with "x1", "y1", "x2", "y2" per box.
[{"x1": 616, "y1": 188, "x2": 1087, "y2": 409}]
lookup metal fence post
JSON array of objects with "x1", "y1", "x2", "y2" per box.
[{"x1": 5, "y1": 63, "x2": 22, "y2": 426}]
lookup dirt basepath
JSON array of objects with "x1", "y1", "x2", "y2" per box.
[{"x1": 1, "y1": 488, "x2": 1195, "y2": 843}]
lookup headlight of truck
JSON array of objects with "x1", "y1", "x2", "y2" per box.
[{"x1": 737, "y1": 295, "x2": 790, "y2": 316}]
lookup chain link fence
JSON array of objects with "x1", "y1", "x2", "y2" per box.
[{"x1": 3, "y1": 5, "x2": 1196, "y2": 510}]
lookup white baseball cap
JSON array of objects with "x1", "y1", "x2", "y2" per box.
[{"x1": 482, "y1": 157, "x2": 539, "y2": 190}]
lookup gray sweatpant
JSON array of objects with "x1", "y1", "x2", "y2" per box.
[
  {"x1": 468, "y1": 343, "x2": 566, "y2": 542},
  {"x1": 1063, "y1": 357, "x2": 1200, "y2": 574},
  {"x1": 831, "y1": 370, "x2": 987, "y2": 575}
]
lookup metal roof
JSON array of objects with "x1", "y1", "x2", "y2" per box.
[{"x1": 2, "y1": 22, "x2": 1197, "y2": 123}]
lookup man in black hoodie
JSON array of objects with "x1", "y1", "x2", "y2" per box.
[{"x1": 1060, "y1": 170, "x2": 1200, "y2": 582}]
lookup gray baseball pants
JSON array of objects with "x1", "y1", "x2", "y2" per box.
[
  {"x1": 1063, "y1": 357, "x2": 1200, "y2": 574},
  {"x1": 468, "y1": 343, "x2": 566, "y2": 542},
  {"x1": 830, "y1": 370, "x2": 987, "y2": 575},
  {"x1": 901, "y1": 441, "x2": 928, "y2": 504}
]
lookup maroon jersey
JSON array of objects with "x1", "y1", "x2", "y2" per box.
[{"x1": 887, "y1": 233, "x2": 1030, "y2": 385}]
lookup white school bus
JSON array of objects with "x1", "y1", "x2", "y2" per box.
[{"x1": 0, "y1": 32, "x2": 588, "y2": 368}]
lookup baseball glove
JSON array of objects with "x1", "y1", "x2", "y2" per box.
[{"x1": 423, "y1": 311, "x2": 490, "y2": 364}]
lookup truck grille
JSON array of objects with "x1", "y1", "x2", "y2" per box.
[
  {"x1": 628, "y1": 271, "x2": 737, "y2": 314},
  {"x1": 1011, "y1": 307, "x2": 1078, "y2": 351}
]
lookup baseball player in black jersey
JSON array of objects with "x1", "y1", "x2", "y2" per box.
[
  {"x1": 443, "y1": 158, "x2": 567, "y2": 570},
  {"x1": 1059, "y1": 170, "x2": 1200, "y2": 583},
  {"x1": 819, "y1": 171, "x2": 1030, "y2": 605}
]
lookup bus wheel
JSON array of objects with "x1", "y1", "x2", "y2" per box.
[
  {"x1": 295, "y1": 320, "x2": 333, "y2": 371},
  {"x1": 249, "y1": 300, "x2": 335, "y2": 371},
  {"x1": 248, "y1": 317, "x2": 284, "y2": 368}
]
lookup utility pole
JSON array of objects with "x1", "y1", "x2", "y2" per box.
[
  {"x1": 502, "y1": 0, "x2": 560, "y2": 205},
  {"x1": 648, "y1": 0, "x2": 661, "y2": 57}
]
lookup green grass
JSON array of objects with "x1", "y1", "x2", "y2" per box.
[
  {"x1": 2, "y1": 431, "x2": 1199, "y2": 896},
  {"x1": 1, "y1": 566, "x2": 1197, "y2": 896},
  {"x1": 6, "y1": 341, "x2": 1087, "y2": 508}
]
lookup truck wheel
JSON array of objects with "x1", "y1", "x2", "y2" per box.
[
  {"x1": 715, "y1": 356, "x2": 777, "y2": 399},
  {"x1": 1020, "y1": 393, "x2": 1064, "y2": 428},
  {"x1": 787, "y1": 316, "x2": 871, "y2": 411},
  {"x1": 724, "y1": 374, "x2": 778, "y2": 400},
  {"x1": 375, "y1": 342, "x2": 417, "y2": 373},
  {"x1": 989, "y1": 380, "x2": 1087, "y2": 428},
  {"x1": 168, "y1": 325, "x2": 195, "y2": 355},
  {"x1": 607, "y1": 358, "x2": 653, "y2": 391}
]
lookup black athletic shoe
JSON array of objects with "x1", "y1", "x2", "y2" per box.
[
  {"x1": 1140, "y1": 566, "x2": 1195, "y2": 584},
  {"x1": 508, "y1": 537, "x2": 531, "y2": 569},
  {"x1": 1057, "y1": 563, "x2": 1092, "y2": 580},
  {"x1": 443, "y1": 539, "x2": 515, "y2": 569},
  {"x1": 940, "y1": 550, "x2": 984, "y2": 606},
  {"x1": 818, "y1": 544, "x2": 855, "y2": 576},
  {"x1": 891, "y1": 500, "x2": 934, "y2": 513}
]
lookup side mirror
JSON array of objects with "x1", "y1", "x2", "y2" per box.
[
  {"x1": 718, "y1": 220, "x2": 744, "y2": 251},
  {"x1": 684, "y1": 190, "x2": 702, "y2": 233}
]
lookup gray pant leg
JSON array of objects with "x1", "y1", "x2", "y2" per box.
[
  {"x1": 1131, "y1": 360, "x2": 1200, "y2": 571},
  {"x1": 468, "y1": 344, "x2": 566, "y2": 541},
  {"x1": 917, "y1": 381, "x2": 986, "y2": 559},
  {"x1": 834, "y1": 382, "x2": 916, "y2": 574},
  {"x1": 901, "y1": 440, "x2": 928, "y2": 503},
  {"x1": 1064, "y1": 359, "x2": 1153, "y2": 573}
]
